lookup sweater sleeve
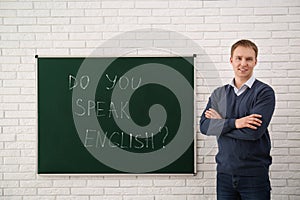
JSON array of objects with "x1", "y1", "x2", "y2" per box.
[
  {"x1": 224, "y1": 86, "x2": 275, "y2": 141},
  {"x1": 200, "y1": 92, "x2": 236, "y2": 137}
]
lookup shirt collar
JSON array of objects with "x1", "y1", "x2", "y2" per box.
[{"x1": 230, "y1": 75, "x2": 256, "y2": 89}]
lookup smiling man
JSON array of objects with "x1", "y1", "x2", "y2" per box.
[{"x1": 200, "y1": 39, "x2": 275, "y2": 200}]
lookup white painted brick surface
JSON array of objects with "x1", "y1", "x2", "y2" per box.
[{"x1": 0, "y1": 0, "x2": 299, "y2": 199}]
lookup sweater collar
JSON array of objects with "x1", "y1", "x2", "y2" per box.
[{"x1": 230, "y1": 75, "x2": 256, "y2": 89}]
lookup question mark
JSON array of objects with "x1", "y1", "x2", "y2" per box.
[{"x1": 159, "y1": 126, "x2": 169, "y2": 148}]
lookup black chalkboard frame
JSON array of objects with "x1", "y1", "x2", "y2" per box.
[{"x1": 36, "y1": 55, "x2": 197, "y2": 175}]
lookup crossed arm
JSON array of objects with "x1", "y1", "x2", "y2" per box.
[
  {"x1": 205, "y1": 108, "x2": 262, "y2": 130},
  {"x1": 200, "y1": 87, "x2": 275, "y2": 141}
]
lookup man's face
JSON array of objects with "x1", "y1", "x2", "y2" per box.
[{"x1": 230, "y1": 46, "x2": 257, "y2": 80}]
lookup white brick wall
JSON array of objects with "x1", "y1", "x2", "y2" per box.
[{"x1": 0, "y1": 0, "x2": 299, "y2": 199}]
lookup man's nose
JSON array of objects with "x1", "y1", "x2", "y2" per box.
[{"x1": 241, "y1": 59, "x2": 247, "y2": 66}]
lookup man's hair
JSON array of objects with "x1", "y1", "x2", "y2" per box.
[{"x1": 231, "y1": 39, "x2": 258, "y2": 59}]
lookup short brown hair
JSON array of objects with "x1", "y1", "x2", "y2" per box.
[{"x1": 231, "y1": 39, "x2": 258, "y2": 59}]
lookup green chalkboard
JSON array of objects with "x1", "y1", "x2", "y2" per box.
[{"x1": 37, "y1": 56, "x2": 195, "y2": 174}]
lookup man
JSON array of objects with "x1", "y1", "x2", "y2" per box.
[{"x1": 200, "y1": 39, "x2": 275, "y2": 200}]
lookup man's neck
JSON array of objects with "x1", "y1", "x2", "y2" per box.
[{"x1": 234, "y1": 76, "x2": 251, "y2": 89}]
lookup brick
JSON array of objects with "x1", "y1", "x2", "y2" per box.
[
  {"x1": 87, "y1": 180, "x2": 119, "y2": 187},
  {"x1": 138, "y1": 187, "x2": 171, "y2": 195},
  {"x1": 3, "y1": 95, "x2": 36, "y2": 103},
  {"x1": 187, "y1": 24, "x2": 220, "y2": 32},
  {"x1": 205, "y1": 16, "x2": 238, "y2": 23},
  {"x1": 119, "y1": 9, "x2": 151, "y2": 16},
  {"x1": 204, "y1": 0, "x2": 235, "y2": 8},
  {"x1": 19, "y1": 119, "x2": 35, "y2": 126},
  {"x1": 90, "y1": 197, "x2": 122, "y2": 200},
  {"x1": 239, "y1": 16, "x2": 272, "y2": 23},
  {"x1": 5, "y1": 141, "x2": 35, "y2": 149},
  {"x1": 237, "y1": 0, "x2": 275, "y2": 7},
  {"x1": 289, "y1": 164, "x2": 300, "y2": 172},
  {"x1": 38, "y1": 188, "x2": 70, "y2": 195},
  {"x1": 254, "y1": 7, "x2": 288, "y2": 15},
  {"x1": 0, "y1": 87, "x2": 20, "y2": 94},
  {"x1": 4, "y1": 188, "x2": 36, "y2": 196},
  {"x1": 71, "y1": 17, "x2": 104, "y2": 24},
  {"x1": 0, "y1": 164, "x2": 19, "y2": 173},
  {"x1": 0, "y1": 10, "x2": 16, "y2": 17},
  {"x1": 17, "y1": 10, "x2": 50, "y2": 17},
  {"x1": 290, "y1": 23, "x2": 300, "y2": 30},
  {"x1": 4, "y1": 173, "x2": 35, "y2": 180},
  {"x1": 123, "y1": 196, "x2": 154, "y2": 200},
  {"x1": 68, "y1": 2, "x2": 101, "y2": 8},
  {"x1": 105, "y1": 188, "x2": 137, "y2": 195},
  {"x1": 255, "y1": 23, "x2": 288, "y2": 31},
  {"x1": 120, "y1": 180, "x2": 152, "y2": 187},
  {"x1": 274, "y1": 15, "x2": 300, "y2": 23},
  {"x1": 187, "y1": 179, "x2": 215, "y2": 187},
  {"x1": 37, "y1": 17, "x2": 70, "y2": 25},
  {"x1": 69, "y1": 33, "x2": 102, "y2": 40},
  {"x1": 0, "y1": 41, "x2": 19, "y2": 48},
  {"x1": 289, "y1": 7, "x2": 300, "y2": 14},
  {"x1": 269, "y1": 0, "x2": 300, "y2": 7},
  {"x1": 53, "y1": 41, "x2": 85, "y2": 48},
  {"x1": 186, "y1": 8, "x2": 220, "y2": 16},
  {"x1": 34, "y1": 2, "x2": 66, "y2": 9},
  {"x1": 3, "y1": 126, "x2": 35, "y2": 134},
  {"x1": 53, "y1": 180, "x2": 86, "y2": 187},
  {"x1": 172, "y1": 187, "x2": 203, "y2": 195},
  {"x1": 0, "y1": 134, "x2": 15, "y2": 142},
  {"x1": 0, "y1": 25, "x2": 17, "y2": 33},
  {"x1": 154, "y1": 179, "x2": 185, "y2": 187},
  {"x1": 289, "y1": 117, "x2": 300, "y2": 124},
  {"x1": 0, "y1": 2, "x2": 32, "y2": 9},
  {"x1": 152, "y1": 9, "x2": 185, "y2": 16},
  {"x1": 4, "y1": 157, "x2": 35, "y2": 165},
  {"x1": 4, "y1": 18, "x2": 36, "y2": 25},
  {"x1": 0, "y1": 180, "x2": 19, "y2": 188},
  {"x1": 138, "y1": 17, "x2": 170, "y2": 24},
  {"x1": 135, "y1": 1, "x2": 168, "y2": 8},
  {"x1": 102, "y1": 1, "x2": 134, "y2": 8},
  {"x1": 20, "y1": 41, "x2": 52, "y2": 48},
  {"x1": 171, "y1": 17, "x2": 204, "y2": 24},
  {"x1": 288, "y1": 179, "x2": 300, "y2": 186},
  {"x1": 0, "y1": 119, "x2": 18, "y2": 126},
  {"x1": 36, "y1": 33, "x2": 68, "y2": 41},
  {"x1": 51, "y1": 9, "x2": 84, "y2": 16},
  {"x1": 221, "y1": 23, "x2": 254, "y2": 31},
  {"x1": 18, "y1": 26, "x2": 50, "y2": 33},
  {"x1": 57, "y1": 197, "x2": 88, "y2": 200},
  {"x1": 71, "y1": 188, "x2": 104, "y2": 195},
  {"x1": 155, "y1": 196, "x2": 185, "y2": 200},
  {"x1": 221, "y1": 8, "x2": 253, "y2": 15}
]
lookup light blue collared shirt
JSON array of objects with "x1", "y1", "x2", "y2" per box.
[{"x1": 230, "y1": 75, "x2": 256, "y2": 96}]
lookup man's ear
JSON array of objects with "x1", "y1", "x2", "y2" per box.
[{"x1": 230, "y1": 57, "x2": 233, "y2": 64}]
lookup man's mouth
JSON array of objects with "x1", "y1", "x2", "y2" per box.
[{"x1": 238, "y1": 68, "x2": 248, "y2": 72}]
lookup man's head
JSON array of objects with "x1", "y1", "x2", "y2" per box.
[{"x1": 230, "y1": 39, "x2": 258, "y2": 81}]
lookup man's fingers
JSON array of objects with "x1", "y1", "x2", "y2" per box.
[
  {"x1": 248, "y1": 120, "x2": 261, "y2": 127},
  {"x1": 250, "y1": 114, "x2": 262, "y2": 118},
  {"x1": 205, "y1": 109, "x2": 222, "y2": 119},
  {"x1": 247, "y1": 124, "x2": 257, "y2": 130},
  {"x1": 249, "y1": 117, "x2": 262, "y2": 124}
]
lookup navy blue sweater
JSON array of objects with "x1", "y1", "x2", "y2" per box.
[{"x1": 200, "y1": 79, "x2": 275, "y2": 176}]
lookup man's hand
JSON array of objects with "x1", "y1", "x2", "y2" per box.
[
  {"x1": 205, "y1": 108, "x2": 222, "y2": 119},
  {"x1": 235, "y1": 114, "x2": 262, "y2": 130}
]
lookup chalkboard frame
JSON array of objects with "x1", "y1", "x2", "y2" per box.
[{"x1": 36, "y1": 55, "x2": 197, "y2": 175}]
